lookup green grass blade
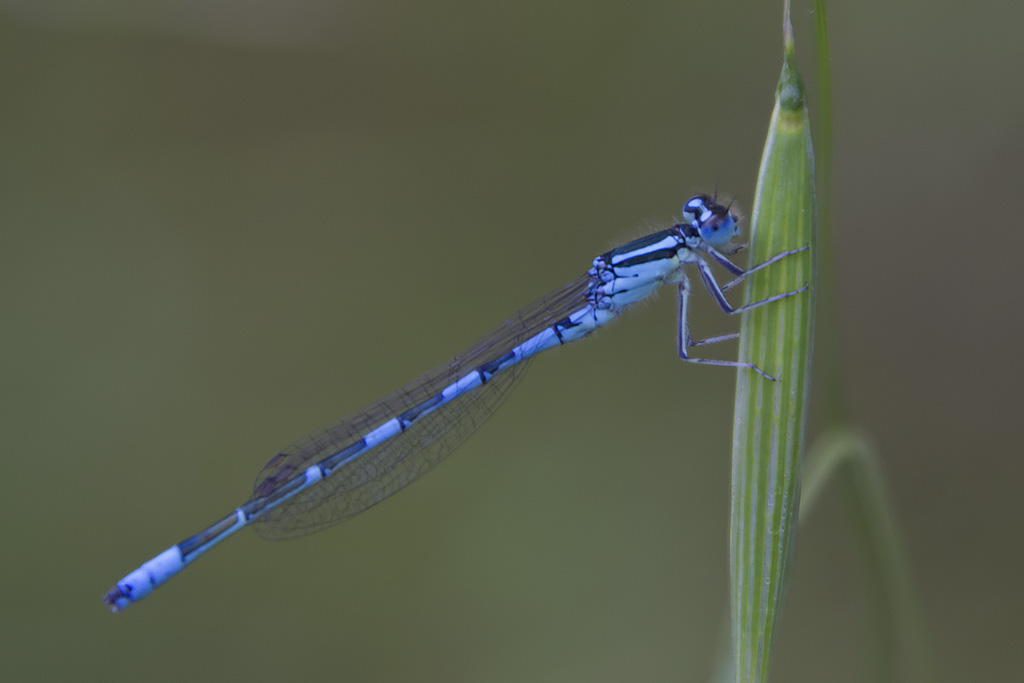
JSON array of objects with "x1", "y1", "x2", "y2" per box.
[{"x1": 729, "y1": 11, "x2": 816, "y2": 683}]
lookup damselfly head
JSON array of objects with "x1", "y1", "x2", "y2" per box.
[{"x1": 682, "y1": 194, "x2": 740, "y2": 248}]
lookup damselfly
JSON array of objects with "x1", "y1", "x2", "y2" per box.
[{"x1": 103, "y1": 194, "x2": 807, "y2": 612}]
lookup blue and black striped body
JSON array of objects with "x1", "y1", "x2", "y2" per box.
[{"x1": 104, "y1": 195, "x2": 758, "y2": 612}]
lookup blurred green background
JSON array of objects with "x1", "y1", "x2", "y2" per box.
[{"x1": 2, "y1": 1, "x2": 1021, "y2": 681}]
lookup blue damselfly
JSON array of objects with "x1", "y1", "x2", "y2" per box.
[{"x1": 104, "y1": 194, "x2": 807, "y2": 612}]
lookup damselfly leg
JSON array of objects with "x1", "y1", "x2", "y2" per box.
[
  {"x1": 677, "y1": 246, "x2": 809, "y2": 381},
  {"x1": 717, "y1": 245, "x2": 809, "y2": 292}
]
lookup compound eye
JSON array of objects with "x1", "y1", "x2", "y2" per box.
[
  {"x1": 681, "y1": 194, "x2": 711, "y2": 224},
  {"x1": 698, "y1": 211, "x2": 739, "y2": 247}
]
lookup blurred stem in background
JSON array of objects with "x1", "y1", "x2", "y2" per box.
[
  {"x1": 722, "y1": 1, "x2": 935, "y2": 682},
  {"x1": 801, "y1": 430, "x2": 938, "y2": 682},
  {"x1": 803, "y1": 0, "x2": 936, "y2": 680},
  {"x1": 811, "y1": 0, "x2": 842, "y2": 428}
]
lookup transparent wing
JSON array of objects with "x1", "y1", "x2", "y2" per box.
[{"x1": 250, "y1": 273, "x2": 593, "y2": 540}]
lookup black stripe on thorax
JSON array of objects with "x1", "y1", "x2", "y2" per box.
[
  {"x1": 613, "y1": 247, "x2": 678, "y2": 269},
  {"x1": 602, "y1": 229, "x2": 675, "y2": 260}
]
